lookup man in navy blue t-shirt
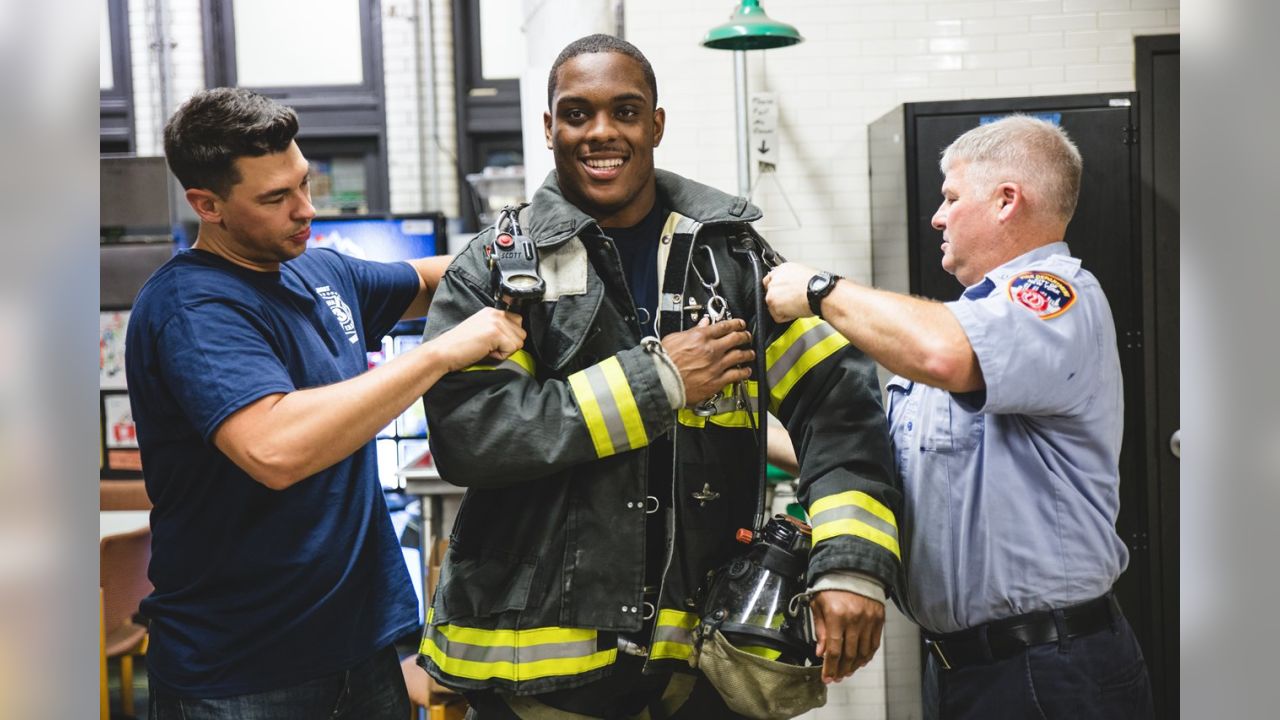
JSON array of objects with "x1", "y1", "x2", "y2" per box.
[{"x1": 127, "y1": 87, "x2": 526, "y2": 719}]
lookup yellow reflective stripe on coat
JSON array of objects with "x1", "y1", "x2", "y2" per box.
[
  {"x1": 461, "y1": 349, "x2": 535, "y2": 377},
  {"x1": 568, "y1": 356, "x2": 648, "y2": 458},
  {"x1": 765, "y1": 318, "x2": 848, "y2": 412},
  {"x1": 738, "y1": 645, "x2": 783, "y2": 660},
  {"x1": 809, "y1": 491, "x2": 901, "y2": 559},
  {"x1": 675, "y1": 381, "x2": 759, "y2": 429},
  {"x1": 420, "y1": 621, "x2": 617, "y2": 682},
  {"x1": 649, "y1": 609, "x2": 699, "y2": 661}
]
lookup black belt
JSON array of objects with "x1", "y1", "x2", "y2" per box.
[{"x1": 924, "y1": 593, "x2": 1118, "y2": 671}]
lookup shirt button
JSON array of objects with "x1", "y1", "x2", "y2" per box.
[{"x1": 906, "y1": 421, "x2": 913, "y2": 431}]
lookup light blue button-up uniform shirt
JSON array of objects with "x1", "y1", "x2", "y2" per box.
[{"x1": 886, "y1": 242, "x2": 1129, "y2": 634}]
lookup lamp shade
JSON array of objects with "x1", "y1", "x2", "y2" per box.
[{"x1": 702, "y1": 0, "x2": 804, "y2": 51}]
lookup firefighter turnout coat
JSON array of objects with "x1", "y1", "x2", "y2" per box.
[{"x1": 417, "y1": 170, "x2": 902, "y2": 695}]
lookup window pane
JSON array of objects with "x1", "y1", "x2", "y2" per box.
[
  {"x1": 101, "y1": 0, "x2": 113, "y2": 90},
  {"x1": 478, "y1": 0, "x2": 525, "y2": 81},
  {"x1": 233, "y1": 0, "x2": 363, "y2": 87},
  {"x1": 308, "y1": 156, "x2": 368, "y2": 215}
]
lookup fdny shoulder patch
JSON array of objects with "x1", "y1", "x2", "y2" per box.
[{"x1": 1007, "y1": 271, "x2": 1077, "y2": 319}]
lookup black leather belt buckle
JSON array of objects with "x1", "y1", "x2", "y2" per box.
[{"x1": 926, "y1": 593, "x2": 1118, "y2": 672}]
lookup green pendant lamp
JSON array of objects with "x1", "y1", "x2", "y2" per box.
[
  {"x1": 702, "y1": 1, "x2": 804, "y2": 197},
  {"x1": 702, "y1": 0, "x2": 804, "y2": 51}
]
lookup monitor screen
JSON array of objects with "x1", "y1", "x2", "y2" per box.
[{"x1": 308, "y1": 214, "x2": 446, "y2": 263}]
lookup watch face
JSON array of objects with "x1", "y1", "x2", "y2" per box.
[{"x1": 808, "y1": 273, "x2": 831, "y2": 294}]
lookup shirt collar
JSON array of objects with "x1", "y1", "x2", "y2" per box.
[{"x1": 960, "y1": 241, "x2": 1073, "y2": 300}]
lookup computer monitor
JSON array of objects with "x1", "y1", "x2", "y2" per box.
[{"x1": 308, "y1": 213, "x2": 447, "y2": 262}]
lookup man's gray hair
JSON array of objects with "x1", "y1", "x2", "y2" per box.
[{"x1": 940, "y1": 115, "x2": 1083, "y2": 222}]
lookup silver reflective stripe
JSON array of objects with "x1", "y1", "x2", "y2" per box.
[
  {"x1": 584, "y1": 364, "x2": 632, "y2": 454},
  {"x1": 767, "y1": 321, "x2": 838, "y2": 387},
  {"x1": 705, "y1": 388, "x2": 758, "y2": 416},
  {"x1": 427, "y1": 628, "x2": 601, "y2": 664},
  {"x1": 810, "y1": 504, "x2": 898, "y2": 540},
  {"x1": 495, "y1": 358, "x2": 532, "y2": 377},
  {"x1": 651, "y1": 623, "x2": 694, "y2": 648}
]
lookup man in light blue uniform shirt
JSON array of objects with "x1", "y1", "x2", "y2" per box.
[{"x1": 763, "y1": 115, "x2": 1152, "y2": 718}]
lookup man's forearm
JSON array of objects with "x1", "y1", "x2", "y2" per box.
[
  {"x1": 214, "y1": 342, "x2": 451, "y2": 489},
  {"x1": 821, "y1": 282, "x2": 982, "y2": 391}
]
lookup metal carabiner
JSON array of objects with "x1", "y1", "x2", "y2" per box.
[
  {"x1": 691, "y1": 245, "x2": 722, "y2": 292},
  {"x1": 705, "y1": 295, "x2": 729, "y2": 323},
  {"x1": 691, "y1": 247, "x2": 732, "y2": 323}
]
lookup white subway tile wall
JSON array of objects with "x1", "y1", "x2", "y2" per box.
[{"x1": 625, "y1": 0, "x2": 1177, "y2": 290}]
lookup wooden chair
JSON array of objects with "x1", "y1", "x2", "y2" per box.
[
  {"x1": 100, "y1": 526, "x2": 153, "y2": 716},
  {"x1": 99, "y1": 479, "x2": 152, "y2": 511},
  {"x1": 100, "y1": 588, "x2": 109, "y2": 720}
]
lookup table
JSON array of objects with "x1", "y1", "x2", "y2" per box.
[
  {"x1": 398, "y1": 447, "x2": 464, "y2": 621},
  {"x1": 100, "y1": 511, "x2": 150, "y2": 540}
]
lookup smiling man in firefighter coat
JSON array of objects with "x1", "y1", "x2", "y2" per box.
[{"x1": 415, "y1": 35, "x2": 902, "y2": 718}]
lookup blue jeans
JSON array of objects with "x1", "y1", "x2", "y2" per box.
[
  {"x1": 923, "y1": 612, "x2": 1153, "y2": 720},
  {"x1": 148, "y1": 644, "x2": 410, "y2": 720}
]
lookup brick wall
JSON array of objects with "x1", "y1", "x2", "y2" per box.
[
  {"x1": 381, "y1": 0, "x2": 461, "y2": 219},
  {"x1": 129, "y1": 0, "x2": 204, "y2": 157}
]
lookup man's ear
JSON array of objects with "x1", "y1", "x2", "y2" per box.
[
  {"x1": 996, "y1": 182, "x2": 1021, "y2": 222},
  {"x1": 544, "y1": 111, "x2": 553, "y2": 150},
  {"x1": 185, "y1": 188, "x2": 223, "y2": 225},
  {"x1": 653, "y1": 107, "x2": 666, "y2": 148}
]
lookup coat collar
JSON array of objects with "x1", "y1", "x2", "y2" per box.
[{"x1": 525, "y1": 169, "x2": 763, "y2": 248}]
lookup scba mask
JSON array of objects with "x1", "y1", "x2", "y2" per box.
[{"x1": 690, "y1": 515, "x2": 826, "y2": 720}]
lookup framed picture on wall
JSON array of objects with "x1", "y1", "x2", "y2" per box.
[
  {"x1": 100, "y1": 310, "x2": 130, "y2": 390},
  {"x1": 102, "y1": 391, "x2": 142, "y2": 474}
]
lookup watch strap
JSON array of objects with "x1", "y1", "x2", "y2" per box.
[{"x1": 808, "y1": 272, "x2": 842, "y2": 318}]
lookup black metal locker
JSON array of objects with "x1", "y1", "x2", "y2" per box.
[{"x1": 869, "y1": 93, "x2": 1173, "y2": 715}]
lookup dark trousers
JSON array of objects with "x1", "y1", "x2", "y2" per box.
[
  {"x1": 148, "y1": 644, "x2": 410, "y2": 720},
  {"x1": 923, "y1": 611, "x2": 1153, "y2": 720},
  {"x1": 463, "y1": 654, "x2": 746, "y2": 720}
]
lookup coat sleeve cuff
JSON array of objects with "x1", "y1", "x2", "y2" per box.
[
  {"x1": 642, "y1": 336, "x2": 685, "y2": 410},
  {"x1": 809, "y1": 570, "x2": 886, "y2": 603}
]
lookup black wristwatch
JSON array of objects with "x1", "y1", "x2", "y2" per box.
[{"x1": 807, "y1": 271, "x2": 843, "y2": 318}]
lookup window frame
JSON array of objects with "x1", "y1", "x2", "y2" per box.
[
  {"x1": 100, "y1": 0, "x2": 136, "y2": 155},
  {"x1": 452, "y1": 0, "x2": 524, "y2": 231},
  {"x1": 202, "y1": 0, "x2": 390, "y2": 212}
]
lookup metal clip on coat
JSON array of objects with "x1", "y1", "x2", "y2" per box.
[{"x1": 485, "y1": 205, "x2": 545, "y2": 310}]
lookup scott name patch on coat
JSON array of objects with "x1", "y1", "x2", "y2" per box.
[{"x1": 1007, "y1": 271, "x2": 1076, "y2": 319}]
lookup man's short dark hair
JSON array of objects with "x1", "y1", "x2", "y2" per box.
[
  {"x1": 163, "y1": 87, "x2": 299, "y2": 197},
  {"x1": 547, "y1": 34, "x2": 658, "y2": 109}
]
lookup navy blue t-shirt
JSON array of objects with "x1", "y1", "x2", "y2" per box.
[
  {"x1": 125, "y1": 247, "x2": 420, "y2": 697},
  {"x1": 606, "y1": 201, "x2": 664, "y2": 332}
]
